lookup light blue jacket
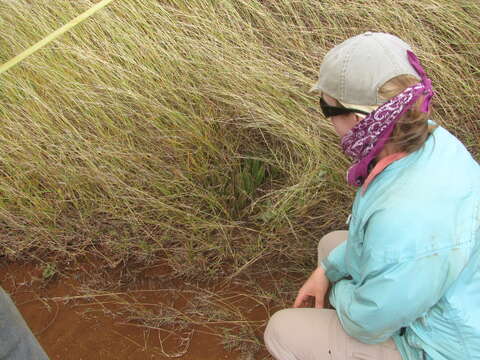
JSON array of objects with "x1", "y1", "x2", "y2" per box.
[{"x1": 322, "y1": 125, "x2": 480, "y2": 360}]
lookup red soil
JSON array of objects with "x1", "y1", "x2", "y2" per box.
[{"x1": 0, "y1": 259, "x2": 271, "y2": 360}]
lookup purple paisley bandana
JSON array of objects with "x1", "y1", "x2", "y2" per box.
[{"x1": 341, "y1": 50, "x2": 434, "y2": 187}]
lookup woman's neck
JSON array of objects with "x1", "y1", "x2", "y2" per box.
[{"x1": 377, "y1": 143, "x2": 399, "y2": 161}]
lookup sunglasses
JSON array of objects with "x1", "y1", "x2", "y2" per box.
[{"x1": 319, "y1": 97, "x2": 370, "y2": 118}]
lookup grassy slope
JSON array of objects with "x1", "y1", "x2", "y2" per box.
[
  {"x1": 0, "y1": 0, "x2": 478, "y2": 297},
  {"x1": 1, "y1": 0, "x2": 479, "y2": 356}
]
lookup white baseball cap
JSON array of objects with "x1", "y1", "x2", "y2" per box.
[{"x1": 310, "y1": 32, "x2": 420, "y2": 110}]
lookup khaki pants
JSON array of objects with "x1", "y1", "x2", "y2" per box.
[{"x1": 264, "y1": 231, "x2": 402, "y2": 360}]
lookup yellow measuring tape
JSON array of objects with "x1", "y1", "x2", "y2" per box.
[{"x1": 0, "y1": 0, "x2": 115, "y2": 76}]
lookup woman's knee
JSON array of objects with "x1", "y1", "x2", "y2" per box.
[
  {"x1": 264, "y1": 308, "x2": 335, "y2": 360},
  {"x1": 264, "y1": 309, "x2": 297, "y2": 360},
  {"x1": 264, "y1": 309, "x2": 287, "y2": 347},
  {"x1": 317, "y1": 230, "x2": 348, "y2": 261}
]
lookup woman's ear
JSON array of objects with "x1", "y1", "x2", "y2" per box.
[{"x1": 354, "y1": 114, "x2": 364, "y2": 124}]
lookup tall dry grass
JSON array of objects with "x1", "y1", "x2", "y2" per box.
[
  {"x1": 1, "y1": 0, "x2": 479, "y2": 356},
  {"x1": 0, "y1": 0, "x2": 479, "y2": 280}
]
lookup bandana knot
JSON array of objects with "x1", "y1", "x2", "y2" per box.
[{"x1": 407, "y1": 50, "x2": 434, "y2": 113}]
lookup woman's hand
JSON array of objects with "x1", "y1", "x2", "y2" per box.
[{"x1": 293, "y1": 266, "x2": 330, "y2": 308}]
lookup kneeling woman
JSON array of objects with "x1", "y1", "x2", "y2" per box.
[{"x1": 264, "y1": 32, "x2": 480, "y2": 360}]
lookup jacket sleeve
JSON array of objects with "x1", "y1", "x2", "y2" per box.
[
  {"x1": 329, "y1": 210, "x2": 466, "y2": 344},
  {"x1": 320, "y1": 240, "x2": 348, "y2": 282}
]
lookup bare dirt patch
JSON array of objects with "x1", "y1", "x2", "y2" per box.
[{"x1": 0, "y1": 258, "x2": 273, "y2": 359}]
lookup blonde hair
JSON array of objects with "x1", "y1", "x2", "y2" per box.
[{"x1": 378, "y1": 75, "x2": 436, "y2": 154}]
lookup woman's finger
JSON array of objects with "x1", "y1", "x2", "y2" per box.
[
  {"x1": 293, "y1": 290, "x2": 307, "y2": 308},
  {"x1": 315, "y1": 293, "x2": 324, "y2": 308}
]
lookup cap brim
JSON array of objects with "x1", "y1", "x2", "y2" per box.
[{"x1": 339, "y1": 101, "x2": 379, "y2": 114}]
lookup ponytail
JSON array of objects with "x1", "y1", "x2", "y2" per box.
[{"x1": 379, "y1": 75, "x2": 436, "y2": 154}]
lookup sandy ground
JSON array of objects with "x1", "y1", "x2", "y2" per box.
[{"x1": 0, "y1": 259, "x2": 271, "y2": 359}]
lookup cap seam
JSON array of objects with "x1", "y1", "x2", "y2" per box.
[
  {"x1": 340, "y1": 50, "x2": 349, "y2": 102},
  {"x1": 373, "y1": 35, "x2": 403, "y2": 72},
  {"x1": 371, "y1": 35, "x2": 403, "y2": 103},
  {"x1": 341, "y1": 38, "x2": 361, "y2": 103}
]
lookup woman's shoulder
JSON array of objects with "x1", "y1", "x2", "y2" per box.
[
  {"x1": 359, "y1": 122, "x2": 479, "y2": 202},
  {"x1": 351, "y1": 124, "x2": 480, "y2": 258},
  {"x1": 425, "y1": 122, "x2": 478, "y2": 164},
  {"x1": 414, "y1": 122, "x2": 480, "y2": 190}
]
